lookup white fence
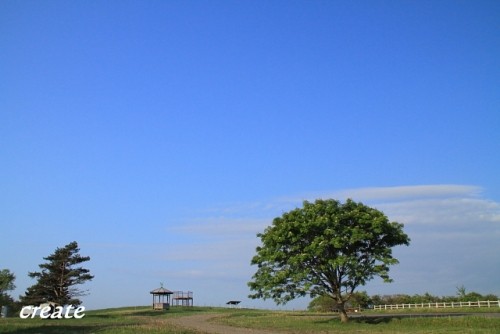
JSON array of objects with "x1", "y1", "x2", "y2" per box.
[{"x1": 373, "y1": 300, "x2": 500, "y2": 310}]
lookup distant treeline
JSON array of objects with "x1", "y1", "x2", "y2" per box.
[{"x1": 308, "y1": 288, "x2": 499, "y2": 311}]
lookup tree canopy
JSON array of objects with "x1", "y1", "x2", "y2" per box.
[
  {"x1": 248, "y1": 199, "x2": 410, "y2": 322},
  {"x1": 21, "y1": 241, "x2": 94, "y2": 306},
  {"x1": 0, "y1": 269, "x2": 15, "y2": 295},
  {"x1": 0, "y1": 269, "x2": 16, "y2": 312}
]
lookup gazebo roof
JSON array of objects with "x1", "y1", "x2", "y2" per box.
[{"x1": 150, "y1": 287, "x2": 173, "y2": 295}]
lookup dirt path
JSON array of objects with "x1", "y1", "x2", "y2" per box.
[{"x1": 168, "y1": 313, "x2": 283, "y2": 334}]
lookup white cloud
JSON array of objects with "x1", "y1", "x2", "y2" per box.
[
  {"x1": 377, "y1": 197, "x2": 500, "y2": 226},
  {"x1": 334, "y1": 184, "x2": 482, "y2": 201},
  {"x1": 271, "y1": 184, "x2": 482, "y2": 205}
]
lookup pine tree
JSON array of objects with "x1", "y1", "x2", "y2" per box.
[
  {"x1": 0, "y1": 269, "x2": 16, "y2": 313},
  {"x1": 21, "y1": 241, "x2": 94, "y2": 306}
]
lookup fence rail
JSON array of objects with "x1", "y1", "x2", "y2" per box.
[{"x1": 373, "y1": 300, "x2": 500, "y2": 310}]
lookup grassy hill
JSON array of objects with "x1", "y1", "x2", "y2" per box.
[
  {"x1": 0, "y1": 306, "x2": 208, "y2": 334},
  {"x1": 1, "y1": 305, "x2": 499, "y2": 333}
]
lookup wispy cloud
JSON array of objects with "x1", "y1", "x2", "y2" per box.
[
  {"x1": 266, "y1": 184, "x2": 481, "y2": 205},
  {"x1": 167, "y1": 217, "x2": 270, "y2": 237},
  {"x1": 334, "y1": 184, "x2": 483, "y2": 201},
  {"x1": 377, "y1": 197, "x2": 500, "y2": 225},
  {"x1": 199, "y1": 185, "x2": 485, "y2": 218}
]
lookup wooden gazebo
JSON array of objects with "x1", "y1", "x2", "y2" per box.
[{"x1": 150, "y1": 286, "x2": 173, "y2": 310}]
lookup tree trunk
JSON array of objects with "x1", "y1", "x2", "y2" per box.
[{"x1": 338, "y1": 302, "x2": 349, "y2": 323}]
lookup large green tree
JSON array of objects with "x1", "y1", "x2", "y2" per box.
[
  {"x1": 248, "y1": 199, "x2": 410, "y2": 322},
  {"x1": 21, "y1": 241, "x2": 94, "y2": 306}
]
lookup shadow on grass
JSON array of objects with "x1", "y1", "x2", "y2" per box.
[
  {"x1": 2, "y1": 324, "x2": 106, "y2": 334},
  {"x1": 311, "y1": 316, "x2": 389, "y2": 326},
  {"x1": 350, "y1": 312, "x2": 468, "y2": 324},
  {"x1": 128, "y1": 309, "x2": 172, "y2": 317},
  {"x1": 314, "y1": 312, "x2": 469, "y2": 325},
  {"x1": 351, "y1": 316, "x2": 393, "y2": 324},
  {"x1": 127, "y1": 306, "x2": 216, "y2": 317},
  {"x1": 86, "y1": 313, "x2": 116, "y2": 319}
]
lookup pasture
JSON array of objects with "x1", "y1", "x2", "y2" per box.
[{"x1": 0, "y1": 305, "x2": 499, "y2": 333}]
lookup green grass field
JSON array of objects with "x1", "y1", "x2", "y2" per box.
[
  {"x1": 217, "y1": 308, "x2": 500, "y2": 333},
  {"x1": 0, "y1": 306, "x2": 209, "y2": 334},
  {"x1": 1, "y1": 306, "x2": 499, "y2": 333}
]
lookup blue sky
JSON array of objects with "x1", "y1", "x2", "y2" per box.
[{"x1": 1, "y1": 1, "x2": 499, "y2": 310}]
